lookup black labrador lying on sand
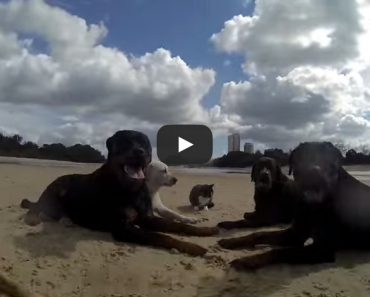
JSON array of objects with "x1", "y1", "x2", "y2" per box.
[
  {"x1": 20, "y1": 130, "x2": 218, "y2": 256},
  {"x1": 218, "y1": 157, "x2": 299, "y2": 230},
  {"x1": 219, "y1": 142, "x2": 370, "y2": 270}
]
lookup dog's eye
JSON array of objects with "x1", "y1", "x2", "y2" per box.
[{"x1": 162, "y1": 169, "x2": 167, "y2": 173}]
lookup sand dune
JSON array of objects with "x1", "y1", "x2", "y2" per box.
[{"x1": 1, "y1": 158, "x2": 370, "y2": 296}]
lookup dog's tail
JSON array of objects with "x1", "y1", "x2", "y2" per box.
[{"x1": 20, "y1": 199, "x2": 36, "y2": 210}]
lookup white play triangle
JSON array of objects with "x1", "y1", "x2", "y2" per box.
[{"x1": 178, "y1": 137, "x2": 193, "y2": 153}]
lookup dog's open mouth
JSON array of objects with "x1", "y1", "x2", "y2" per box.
[
  {"x1": 259, "y1": 175, "x2": 270, "y2": 184},
  {"x1": 260, "y1": 179, "x2": 270, "y2": 185},
  {"x1": 124, "y1": 165, "x2": 145, "y2": 179}
]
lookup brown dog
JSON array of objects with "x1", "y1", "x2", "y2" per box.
[
  {"x1": 218, "y1": 157, "x2": 299, "y2": 230},
  {"x1": 20, "y1": 130, "x2": 218, "y2": 257}
]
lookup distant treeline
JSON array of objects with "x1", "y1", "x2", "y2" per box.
[
  {"x1": 212, "y1": 149, "x2": 288, "y2": 168},
  {"x1": 0, "y1": 133, "x2": 105, "y2": 163},
  {"x1": 212, "y1": 146, "x2": 370, "y2": 168}
]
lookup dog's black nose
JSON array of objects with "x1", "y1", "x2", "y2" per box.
[
  {"x1": 133, "y1": 147, "x2": 145, "y2": 157},
  {"x1": 172, "y1": 177, "x2": 178, "y2": 184},
  {"x1": 260, "y1": 172, "x2": 269, "y2": 182},
  {"x1": 308, "y1": 165, "x2": 321, "y2": 175},
  {"x1": 302, "y1": 165, "x2": 324, "y2": 187}
]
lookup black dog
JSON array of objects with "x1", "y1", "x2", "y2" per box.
[
  {"x1": 218, "y1": 157, "x2": 299, "y2": 230},
  {"x1": 218, "y1": 142, "x2": 370, "y2": 270},
  {"x1": 21, "y1": 130, "x2": 218, "y2": 256}
]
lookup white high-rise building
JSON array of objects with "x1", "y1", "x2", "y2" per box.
[
  {"x1": 228, "y1": 133, "x2": 240, "y2": 152},
  {"x1": 244, "y1": 142, "x2": 254, "y2": 154}
]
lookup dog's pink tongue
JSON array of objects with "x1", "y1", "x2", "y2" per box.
[
  {"x1": 125, "y1": 166, "x2": 145, "y2": 179},
  {"x1": 133, "y1": 168, "x2": 145, "y2": 179}
]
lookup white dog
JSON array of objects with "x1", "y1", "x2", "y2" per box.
[{"x1": 145, "y1": 160, "x2": 199, "y2": 224}]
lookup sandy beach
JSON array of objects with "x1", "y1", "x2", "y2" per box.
[{"x1": 1, "y1": 158, "x2": 370, "y2": 297}]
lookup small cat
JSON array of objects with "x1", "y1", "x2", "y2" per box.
[{"x1": 189, "y1": 184, "x2": 215, "y2": 211}]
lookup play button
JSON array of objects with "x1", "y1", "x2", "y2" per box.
[
  {"x1": 178, "y1": 137, "x2": 193, "y2": 153},
  {"x1": 157, "y1": 125, "x2": 213, "y2": 166}
]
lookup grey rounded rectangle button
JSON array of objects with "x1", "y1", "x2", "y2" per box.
[{"x1": 157, "y1": 125, "x2": 213, "y2": 166}]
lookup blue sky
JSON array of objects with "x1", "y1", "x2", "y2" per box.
[
  {"x1": 46, "y1": 0, "x2": 255, "y2": 156},
  {"x1": 50, "y1": 0, "x2": 251, "y2": 108}
]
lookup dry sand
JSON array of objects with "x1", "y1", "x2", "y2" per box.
[{"x1": 1, "y1": 158, "x2": 370, "y2": 297}]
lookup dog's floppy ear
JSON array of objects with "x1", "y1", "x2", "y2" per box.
[
  {"x1": 251, "y1": 163, "x2": 256, "y2": 182},
  {"x1": 288, "y1": 145, "x2": 300, "y2": 176},
  {"x1": 106, "y1": 135, "x2": 113, "y2": 152},
  {"x1": 325, "y1": 142, "x2": 344, "y2": 164},
  {"x1": 106, "y1": 135, "x2": 116, "y2": 159},
  {"x1": 288, "y1": 143, "x2": 304, "y2": 175},
  {"x1": 288, "y1": 153, "x2": 293, "y2": 175}
]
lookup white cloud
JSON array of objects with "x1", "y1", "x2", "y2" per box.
[
  {"x1": 337, "y1": 114, "x2": 370, "y2": 136},
  {"x1": 0, "y1": 0, "x2": 222, "y2": 154},
  {"x1": 211, "y1": 1, "x2": 364, "y2": 75},
  {"x1": 212, "y1": 0, "x2": 370, "y2": 149},
  {"x1": 0, "y1": 0, "x2": 215, "y2": 123},
  {"x1": 2, "y1": 0, "x2": 370, "y2": 155}
]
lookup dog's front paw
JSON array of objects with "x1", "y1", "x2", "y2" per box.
[
  {"x1": 230, "y1": 258, "x2": 256, "y2": 271},
  {"x1": 182, "y1": 217, "x2": 200, "y2": 224},
  {"x1": 217, "y1": 221, "x2": 236, "y2": 230},
  {"x1": 243, "y1": 212, "x2": 254, "y2": 220},
  {"x1": 230, "y1": 253, "x2": 271, "y2": 271},
  {"x1": 198, "y1": 227, "x2": 219, "y2": 236},
  {"x1": 218, "y1": 236, "x2": 255, "y2": 250},
  {"x1": 181, "y1": 243, "x2": 208, "y2": 257},
  {"x1": 218, "y1": 238, "x2": 237, "y2": 249}
]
